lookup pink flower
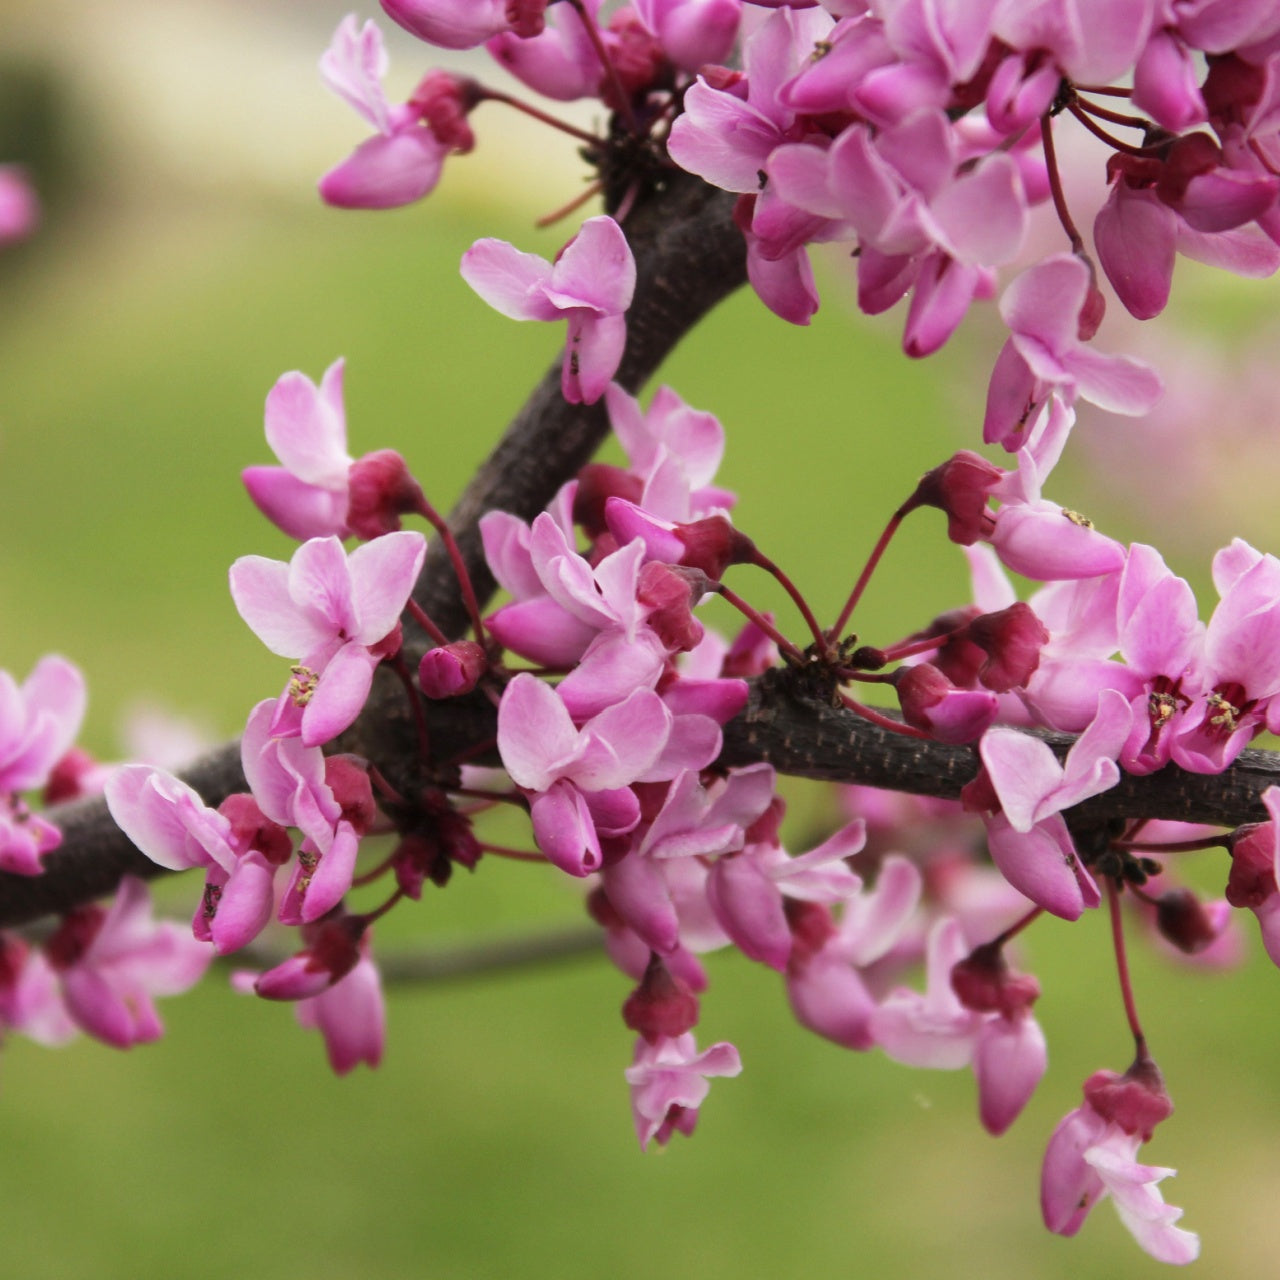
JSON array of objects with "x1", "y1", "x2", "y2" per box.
[
  {"x1": 0, "y1": 166, "x2": 38, "y2": 246},
  {"x1": 229, "y1": 531, "x2": 426, "y2": 747},
  {"x1": 43, "y1": 877, "x2": 212, "y2": 1048},
  {"x1": 460, "y1": 216, "x2": 636, "y2": 404},
  {"x1": 295, "y1": 946, "x2": 385, "y2": 1075},
  {"x1": 318, "y1": 17, "x2": 453, "y2": 209},
  {"x1": 242, "y1": 359, "x2": 352, "y2": 540},
  {"x1": 625, "y1": 1031, "x2": 742, "y2": 1150},
  {"x1": 104, "y1": 764, "x2": 290, "y2": 954},
  {"x1": 984, "y1": 255, "x2": 1163, "y2": 449},
  {"x1": 1042, "y1": 1063, "x2": 1198, "y2": 1265}
]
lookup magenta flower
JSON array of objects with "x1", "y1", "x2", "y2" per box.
[
  {"x1": 295, "y1": 944, "x2": 385, "y2": 1074},
  {"x1": 380, "y1": 0, "x2": 529, "y2": 49},
  {"x1": 984, "y1": 255, "x2": 1163, "y2": 449},
  {"x1": 104, "y1": 764, "x2": 290, "y2": 954},
  {"x1": 625, "y1": 1031, "x2": 742, "y2": 1150},
  {"x1": 0, "y1": 165, "x2": 38, "y2": 246},
  {"x1": 318, "y1": 16, "x2": 452, "y2": 209},
  {"x1": 1042, "y1": 1065, "x2": 1198, "y2": 1264},
  {"x1": 242, "y1": 359, "x2": 352, "y2": 540},
  {"x1": 229, "y1": 531, "x2": 426, "y2": 747},
  {"x1": 43, "y1": 877, "x2": 212, "y2": 1049},
  {"x1": 460, "y1": 216, "x2": 636, "y2": 404}
]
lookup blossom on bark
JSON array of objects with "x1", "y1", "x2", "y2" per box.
[
  {"x1": 461, "y1": 216, "x2": 635, "y2": 404},
  {"x1": 229, "y1": 531, "x2": 425, "y2": 747}
]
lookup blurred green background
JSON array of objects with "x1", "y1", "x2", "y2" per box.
[{"x1": 2, "y1": 3, "x2": 1279, "y2": 1277}]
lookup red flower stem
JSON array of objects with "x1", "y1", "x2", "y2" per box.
[
  {"x1": 475, "y1": 87, "x2": 602, "y2": 146},
  {"x1": 567, "y1": 0, "x2": 641, "y2": 136},
  {"x1": 478, "y1": 842, "x2": 547, "y2": 863},
  {"x1": 877, "y1": 626, "x2": 967, "y2": 663},
  {"x1": 1066, "y1": 101, "x2": 1157, "y2": 158},
  {"x1": 714, "y1": 584, "x2": 805, "y2": 663},
  {"x1": 1072, "y1": 97, "x2": 1153, "y2": 130},
  {"x1": 745, "y1": 547, "x2": 828, "y2": 651},
  {"x1": 351, "y1": 853, "x2": 396, "y2": 888},
  {"x1": 1073, "y1": 83, "x2": 1134, "y2": 98},
  {"x1": 1114, "y1": 835, "x2": 1230, "y2": 854},
  {"x1": 389, "y1": 654, "x2": 432, "y2": 762},
  {"x1": 359, "y1": 887, "x2": 405, "y2": 926},
  {"x1": 1107, "y1": 877, "x2": 1148, "y2": 1060},
  {"x1": 413, "y1": 497, "x2": 488, "y2": 642},
  {"x1": 839, "y1": 692, "x2": 933, "y2": 739},
  {"x1": 988, "y1": 905, "x2": 1044, "y2": 950},
  {"x1": 406, "y1": 599, "x2": 450, "y2": 648},
  {"x1": 829, "y1": 504, "x2": 910, "y2": 642},
  {"x1": 1040, "y1": 112, "x2": 1087, "y2": 256},
  {"x1": 536, "y1": 180, "x2": 605, "y2": 228},
  {"x1": 366, "y1": 764, "x2": 408, "y2": 807}
]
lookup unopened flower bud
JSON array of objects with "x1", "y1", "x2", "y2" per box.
[
  {"x1": 1226, "y1": 820, "x2": 1277, "y2": 909},
  {"x1": 324, "y1": 757, "x2": 377, "y2": 834},
  {"x1": 622, "y1": 953, "x2": 700, "y2": 1043},
  {"x1": 256, "y1": 915, "x2": 364, "y2": 1000},
  {"x1": 894, "y1": 663, "x2": 999, "y2": 744},
  {"x1": 572, "y1": 464, "x2": 643, "y2": 538},
  {"x1": 1082, "y1": 1060, "x2": 1174, "y2": 1140},
  {"x1": 951, "y1": 943, "x2": 1040, "y2": 1017},
  {"x1": 1154, "y1": 888, "x2": 1222, "y2": 954},
  {"x1": 637, "y1": 562, "x2": 706, "y2": 652},
  {"x1": 419, "y1": 639, "x2": 488, "y2": 698},
  {"x1": 219, "y1": 792, "x2": 293, "y2": 865},
  {"x1": 966, "y1": 601, "x2": 1049, "y2": 692},
  {"x1": 911, "y1": 451, "x2": 1001, "y2": 545},
  {"x1": 409, "y1": 71, "x2": 481, "y2": 152},
  {"x1": 346, "y1": 449, "x2": 425, "y2": 540}
]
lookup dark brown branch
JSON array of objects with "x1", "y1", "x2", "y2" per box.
[
  {"x1": 0, "y1": 173, "x2": 747, "y2": 929},
  {"x1": 5, "y1": 171, "x2": 1277, "y2": 932}
]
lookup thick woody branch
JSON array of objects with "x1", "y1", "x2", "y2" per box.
[
  {"x1": 4, "y1": 172, "x2": 1276, "y2": 932},
  {"x1": 0, "y1": 174, "x2": 747, "y2": 929}
]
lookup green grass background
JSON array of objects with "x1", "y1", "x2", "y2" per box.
[{"x1": 1, "y1": 60, "x2": 1279, "y2": 1280}]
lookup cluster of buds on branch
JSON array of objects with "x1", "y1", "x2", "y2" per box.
[{"x1": 9, "y1": 0, "x2": 1280, "y2": 1265}]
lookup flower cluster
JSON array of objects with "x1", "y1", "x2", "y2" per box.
[{"x1": 10, "y1": 1, "x2": 1280, "y2": 1268}]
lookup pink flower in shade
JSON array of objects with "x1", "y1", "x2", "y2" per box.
[
  {"x1": 1174, "y1": 540, "x2": 1280, "y2": 772},
  {"x1": 240, "y1": 702, "x2": 371, "y2": 925},
  {"x1": 705, "y1": 818, "x2": 866, "y2": 971},
  {"x1": 786, "y1": 854, "x2": 922, "y2": 1052},
  {"x1": 0, "y1": 655, "x2": 86, "y2": 796},
  {"x1": 460, "y1": 216, "x2": 636, "y2": 404},
  {"x1": 0, "y1": 165, "x2": 38, "y2": 245},
  {"x1": 0, "y1": 933, "x2": 76, "y2": 1047},
  {"x1": 1225, "y1": 786, "x2": 1280, "y2": 965},
  {"x1": 496, "y1": 673, "x2": 678, "y2": 876},
  {"x1": 295, "y1": 945, "x2": 385, "y2": 1075},
  {"x1": 229, "y1": 531, "x2": 426, "y2": 747},
  {"x1": 632, "y1": 0, "x2": 742, "y2": 73},
  {"x1": 242, "y1": 359, "x2": 352, "y2": 541},
  {"x1": 43, "y1": 877, "x2": 212, "y2": 1049},
  {"x1": 625, "y1": 1031, "x2": 742, "y2": 1150},
  {"x1": 1042, "y1": 1063, "x2": 1198, "y2": 1265},
  {"x1": 486, "y1": 0, "x2": 604, "y2": 101},
  {"x1": 104, "y1": 765, "x2": 291, "y2": 955},
  {"x1": 380, "y1": 0, "x2": 534, "y2": 49},
  {"x1": 318, "y1": 17, "x2": 454, "y2": 209},
  {"x1": 0, "y1": 655, "x2": 86, "y2": 874},
  {"x1": 983, "y1": 255, "x2": 1163, "y2": 450},
  {"x1": 975, "y1": 689, "x2": 1132, "y2": 920},
  {"x1": 986, "y1": 397, "x2": 1128, "y2": 582},
  {"x1": 871, "y1": 917, "x2": 1047, "y2": 1135}
]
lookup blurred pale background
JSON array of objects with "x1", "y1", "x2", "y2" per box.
[{"x1": 2, "y1": 3, "x2": 1279, "y2": 1277}]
